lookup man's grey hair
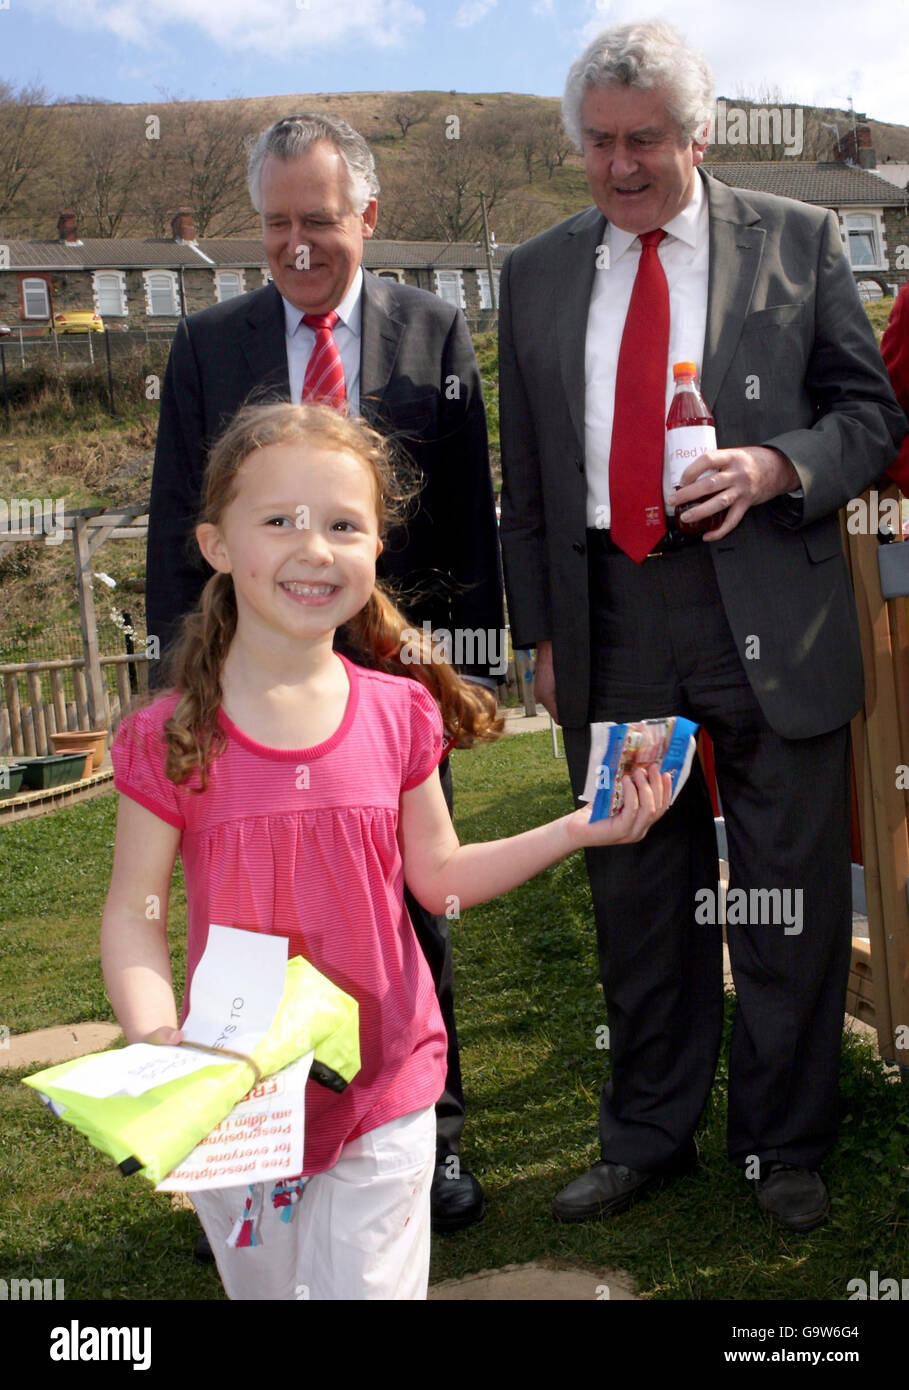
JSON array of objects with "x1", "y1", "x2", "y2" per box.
[
  {"x1": 562, "y1": 20, "x2": 715, "y2": 149},
  {"x1": 247, "y1": 112, "x2": 380, "y2": 213}
]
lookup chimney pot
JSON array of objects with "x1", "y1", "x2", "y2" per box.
[
  {"x1": 171, "y1": 206, "x2": 197, "y2": 242},
  {"x1": 57, "y1": 209, "x2": 79, "y2": 243}
]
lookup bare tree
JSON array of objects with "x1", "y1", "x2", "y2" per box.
[
  {"x1": 710, "y1": 86, "x2": 834, "y2": 162},
  {"x1": 55, "y1": 105, "x2": 140, "y2": 237},
  {"x1": 0, "y1": 82, "x2": 53, "y2": 227},
  {"x1": 537, "y1": 108, "x2": 574, "y2": 178},
  {"x1": 391, "y1": 98, "x2": 431, "y2": 139},
  {"x1": 379, "y1": 112, "x2": 522, "y2": 242},
  {"x1": 158, "y1": 96, "x2": 260, "y2": 235}
]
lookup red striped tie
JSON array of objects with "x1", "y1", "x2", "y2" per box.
[
  {"x1": 301, "y1": 311, "x2": 346, "y2": 408},
  {"x1": 608, "y1": 229, "x2": 669, "y2": 563}
]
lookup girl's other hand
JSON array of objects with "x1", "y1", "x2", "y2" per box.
[
  {"x1": 142, "y1": 1026, "x2": 184, "y2": 1046},
  {"x1": 567, "y1": 764, "x2": 673, "y2": 848}
]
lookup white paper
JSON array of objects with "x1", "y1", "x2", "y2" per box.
[
  {"x1": 181, "y1": 924, "x2": 289, "y2": 1056},
  {"x1": 50, "y1": 925, "x2": 290, "y2": 1101},
  {"x1": 156, "y1": 1052, "x2": 312, "y2": 1191},
  {"x1": 53, "y1": 1043, "x2": 238, "y2": 1099}
]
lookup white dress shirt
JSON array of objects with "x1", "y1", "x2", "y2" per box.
[
  {"x1": 584, "y1": 173, "x2": 710, "y2": 529},
  {"x1": 282, "y1": 266, "x2": 363, "y2": 412}
]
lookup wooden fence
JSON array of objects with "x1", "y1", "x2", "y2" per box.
[{"x1": 0, "y1": 651, "x2": 150, "y2": 758}]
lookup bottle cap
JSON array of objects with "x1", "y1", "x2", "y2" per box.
[{"x1": 672, "y1": 361, "x2": 698, "y2": 378}]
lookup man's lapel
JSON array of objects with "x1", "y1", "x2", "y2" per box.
[
  {"x1": 358, "y1": 270, "x2": 405, "y2": 424},
  {"x1": 557, "y1": 207, "x2": 606, "y2": 448},
  {"x1": 237, "y1": 282, "x2": 291, "y2": 400},
  {"x1": 700, "y1": 171, "x2": 765, "y2": 409}
]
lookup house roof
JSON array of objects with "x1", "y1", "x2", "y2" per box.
[
  {"x1": 704, "y1": 162, "x2": 908, "y2": 206},
  {"x1": 2, "y1": 239, "x2": 209, "y2": 270},
  {"x1": 2, "y1": 236, "x2": 512, "y2": 273}
]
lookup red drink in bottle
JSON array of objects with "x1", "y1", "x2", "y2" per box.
[{"x1": 664, "y1": 361, "x2": 726, "y2": 534}]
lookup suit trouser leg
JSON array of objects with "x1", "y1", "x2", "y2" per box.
[
  {"x1": 403, "y1": 756, "x2": 466, "y2": 1158},
  {"x1": 566, "y1": 533, "x2": 852, "y2": 1171},
  {"x1": 706, "y1": 716, "x2": 852, "y2": 1169},
  {"x1": 564, "y1": 726, "x2": 724, "y2": 1171}
]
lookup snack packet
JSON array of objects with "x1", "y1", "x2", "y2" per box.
[{"x1": 581, "y1": 716, "x2": 699, "y2": 820}]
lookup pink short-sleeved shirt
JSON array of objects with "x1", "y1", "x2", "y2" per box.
[{"x1": 111, "y1": 653, "x2": 448, "y2": 1175}]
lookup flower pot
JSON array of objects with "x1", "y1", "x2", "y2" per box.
[
  {"x1": 50, "y1": 729, "x2": 107, "y2": 771},
  {"x1": 0, "y1": 763, "x2": 28, "y2": 799},
  {"x1": 18, "y1": 752, "x2": 92, "y2": 789}
]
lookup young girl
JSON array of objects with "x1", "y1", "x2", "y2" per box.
[{"x1": 101, "y1": 402, "x2": 670, "y2": 1302}]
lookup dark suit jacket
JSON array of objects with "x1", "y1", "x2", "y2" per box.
[
  {"x1": 146, "y1": 271, "x2": 504, "y2": 678},
  {"x1": 498, "y1": 170, "x2": 907, "y2": 737}
]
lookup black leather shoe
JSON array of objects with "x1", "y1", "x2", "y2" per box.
[
  {"x1": 193, "y1": 1230, "x2": 215, "y2": 1264},
  {"x1": 750, "y1": 1162, "x2": 830, "y2": 1232},
  {"x1": 552, "y1": 1160, "x2": 661, "y2": 1222},
  {"x1": 431, "y1": 1158, "x2": 486, "y2": 1233}
]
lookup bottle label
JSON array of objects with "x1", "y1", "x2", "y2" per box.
[{"x1": 664, "y1": 425, "x2": 717, "y2": 506}]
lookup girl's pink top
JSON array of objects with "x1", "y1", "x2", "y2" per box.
[{"x1": 111, "y1": 653, "x2": 447, "y2": 1175}]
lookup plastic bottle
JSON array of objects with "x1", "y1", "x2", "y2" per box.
[{"x1": 664, "y1": 361, "x2": 726, "y2": 534}]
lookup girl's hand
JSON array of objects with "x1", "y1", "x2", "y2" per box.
[
  {"x1": 566, "y1": 764, "x2": 673, "y2": 849},
  {"x1": 142, "y1": 1026, "x2": 184, "y2": 1047}
]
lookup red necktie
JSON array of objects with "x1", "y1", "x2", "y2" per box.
[
  {"x1": 301, "y1": 312, "x2": 346, "y2": 408},
  {"x1": 608, "y1": 229, "x2": 669, "y2": 562}
]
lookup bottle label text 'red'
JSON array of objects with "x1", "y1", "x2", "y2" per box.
[{"x1": 663, "y1": 424, "x2": 717, "y2": 507}]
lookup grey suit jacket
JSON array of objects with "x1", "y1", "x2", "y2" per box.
[
  {"x1": 498, "y1": 170, "x2": 907, "y2": 737},
  {"x1": 146, "y1": 271, "x2": 504, "y2": 676}
]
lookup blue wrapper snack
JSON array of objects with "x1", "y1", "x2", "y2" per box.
[{"x1": 580, "y1": 717, "x2": 700, "y2": 820}]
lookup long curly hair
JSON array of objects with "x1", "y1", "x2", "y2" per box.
[{"x1": 161, "y1": 402, "x2": 504, "y2": 788}]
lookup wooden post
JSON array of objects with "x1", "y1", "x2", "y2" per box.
[
  {"x1": 73, "y1": 667, "x2": 89, "y2": 729},
  {"x1": 73, "y1": 516, "x2": 106, "y2": 729},
  {"x1": 842, "y1": 494, "x2": 909, "y2": 1065},
  {"x1": 115, "y1": 662, "x2": 131, "y2": 723},
  {"x1": 21, "y1": 706, "x2": 36, "y2": 757},
  {"x1": 4, "y1": 674, "x2": 22, "y2": 757},
  {"x1": 26, "y1": 672, "x2": 46, "y2": 754},
  {"x1": 50, "y1": 669, "x2": 67, "y2": 731}
]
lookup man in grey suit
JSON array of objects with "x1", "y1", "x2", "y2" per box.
[
  {"x1": 146, "y1": 113, "x2": 504, "y2": 1234},
  {"x1": 498, "y1": 21, "x2": 905, "y2": 1230}
]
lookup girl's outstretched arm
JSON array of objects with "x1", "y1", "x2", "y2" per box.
[
  {"x1": 101, "y1": 795, "x2": 184, "y2": 1045},
  {"x1": 400, "y1": 761, "x2": 672, "y2": 916}
]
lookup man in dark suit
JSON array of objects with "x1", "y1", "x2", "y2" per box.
[
  {"x1": 498, "y1": 21, "x2": 906, "y2": 1231},
  {"x1": 146, "y1": 113, "x2": 504, "y2": 1233}
]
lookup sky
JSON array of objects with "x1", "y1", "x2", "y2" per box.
[{"x1": 3, "y1": 0, "x2": 909, "y2": 125}]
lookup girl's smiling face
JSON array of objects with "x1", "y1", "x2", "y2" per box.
[{"x1": 197, "y1": 440, "x2": 382, "y2": 645}]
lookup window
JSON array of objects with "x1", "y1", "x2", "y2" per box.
[
  {"x1": 142, "y1": 270, "x2": 180, "y2": 316},
  {"x1": 215, "y1": 270, "x2": 245, "y2": 302},
  {"x1": 433, "y1": 270, "x2": 466, "y2": 309},
  {"x1": 843, "y1": 213, "x2": 885, "y2": 269},
  {"x1": 93, "y1": 271, "x2": 127, "y2": 318},
  {"x1": 376, "y1": 269, "x2": 404, "y2": 282},
  {"x1": 476, "y1": 269, "x2": 501, "y2": 310},
  {"x1": 22, "y1": 277, "x2": 50, "y2": 318},
  {"x1": 261, "y1": 268, "x2": 273, "y2": 285}
]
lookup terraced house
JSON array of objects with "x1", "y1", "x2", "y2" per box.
[{"x1": 0, "y1": 207, "x2": 509, "y2": 338}]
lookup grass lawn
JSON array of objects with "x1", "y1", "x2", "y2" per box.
[{"x1": 1, "y1": 730, "x2": 907, "y2": 1301}]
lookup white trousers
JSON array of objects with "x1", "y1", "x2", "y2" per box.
[{"x1": 191, "y1": 1105, "x2": 435, "y2": 1301}]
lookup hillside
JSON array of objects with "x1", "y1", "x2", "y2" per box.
[{"x1": 2, "y1": 88, "x2": 907, "y2": 248}]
